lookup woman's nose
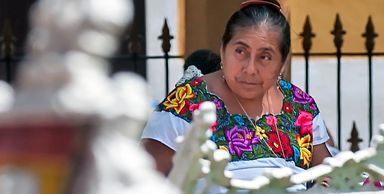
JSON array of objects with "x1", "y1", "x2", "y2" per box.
[{"x1": 243, "y1": 59, "x2": 259, "y2": 75}]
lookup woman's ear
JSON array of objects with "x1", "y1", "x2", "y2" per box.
[
  {"x1": 280, "y1": 63, "x2": 286, "y2": 75},
  {"x1": 220, "y1": 45, "x2": 224, "y2": 63}
]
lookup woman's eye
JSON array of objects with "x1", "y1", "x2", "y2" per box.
[
  {"x1": 235, "y1": 48, "x2": 245, "y2": 55},
  {"x1": 261, "y1": 55, "x2": 272, "y2": 60}
]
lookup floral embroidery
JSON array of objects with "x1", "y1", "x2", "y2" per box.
[
  {"x1": 292, "y1": 85, "x2": 313, "y2": 104},
  {"x1": 224, "y1": 126, "x2": 259, "y2": 157},
  {"x1": 255, "y1": 126, "x2": 268, "y2": 140},
  {"x1": 210, "y1": 122, "x2": 218, "y2": 132},
  {"x1": 282, "y1": 102, "x2": 293, "y2": 113},
  {"x1": 267, "y1": 130, "x2": 293, "y2": 158},
  {"x1": 190, "y1": 78, "x2": 202, "y2": 86},
  {"x1": 189, "y1": 102, "x2": 204, "y2": 112},
  {"x1": 219, "y1": 145, "x2": 229, "y2": 153},
  {"x1": 279, "y1": 79, "x2": 292, "y2": 90},
  {"x1": 233, "y1": 115, "x2": 246, "y2": 127},
  {"x1": 213, "y1": 98, "x2": 224, "y2": 109},
  {"x1": 156, "y1": 78, "x2": 320, "y2": 169},
  {"x1": 163, "y1": 84, "x2": 195, "y2": 114},
  {"x1": 295, "y1": 110, "x2": 313, "y2": 136},
  {"x1": 296, "y1": 134, "x2": 312, "y2": 168},
  {"x1": 266, "y1": 115, "x2": 278, "y2": 127}
]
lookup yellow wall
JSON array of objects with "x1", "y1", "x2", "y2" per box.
[
  {"x1": 183, "y1": 0, "x2": 384, "y2": 55},
  {"x1": 184, "y1": 0, "x2": 243, "y2": 56},
  {"x1": 288, "y1": 0, "x2": 384, "y2": 53}
]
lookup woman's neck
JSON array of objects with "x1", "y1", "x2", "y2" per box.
[
  {"x1": 232, "y1": 93, "x2": 264, "y2": 118},
  {"x1": 202, "y1": 70, "x2": 283, "y2": 118}
]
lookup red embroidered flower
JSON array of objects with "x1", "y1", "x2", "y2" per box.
[
  {"x1": 189, "y1": 101, "x2": 204, "y2": 112},
  {"x1": 163, "y1": 84, "x2": 195, "y2": 114},
  {"x1": 179, "y1": 101, "x2": 190, "y2": 115},
  {"x1": 267, "y1": 130, "x2": 293, "y2": 158},
  {"x1": 282, "y1": 102, "x2": 293, "y2": 113},
  {"x1": 295, "y1": 110, "x2": 313, "y2": 136},
  {"x1": 210, "y1": 122, "x2": 218, "y2": 132},
  {"x1": 191, "y1": 78, "x2": 202, "y2": 86}
]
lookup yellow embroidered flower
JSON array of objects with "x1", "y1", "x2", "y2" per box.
[
  {"x1": 296, "y1": 134, "x2": 312, "y2": 168},
  {"x1": 255, "y1": 126, "x2": 268, "y2": 140},
  {"x1": 163, "y1": 84, "x2": 195, "y2": 114},
  {"x1": 219, "y1": 146, "x2": 229, "y2": 153}
]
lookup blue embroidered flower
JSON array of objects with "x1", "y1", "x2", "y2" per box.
[
  {"x1": 233, "y1": 115, "x2": 245, "y2": 127},
  {"x1": 292, "y1": 145, "x2": 300, "y2": 163},
  {"x1": 218, "y1": 115, "x2": 231, "y2": 128},
  {"x1": 279, "y1": 79, "x2": 292, "y2": 90},
  {"x1": 210, "y1": 135, "x2": 216, "y2": 142}
]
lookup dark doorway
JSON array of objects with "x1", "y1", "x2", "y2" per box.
[{"x1": 0, "y1": 0, "x2": 147, "y2": 83}]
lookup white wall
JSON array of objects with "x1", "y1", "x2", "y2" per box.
[
  {"x1": 145, "y1": 1, "x2": 384, "y2": 151},
  {"x1": 145, "y1": 0, "x2": 184, "y2": 103},
  {"x1": 291, "y1": 57, "x2": 384, "y2": 150}
]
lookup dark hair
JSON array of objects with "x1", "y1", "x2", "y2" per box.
[
  {"x1": 183, "y1": 49, "x2": 221, "y2": 74},
  {"x1": 221, "y1": 0, "x2": 290, "y2": 62}
]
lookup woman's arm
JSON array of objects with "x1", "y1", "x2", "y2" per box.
[
  {"x1": 310, "y1": 143, "x2": 331, "y2": 167},
  {"x1": 141, "y1": 138, "x2": 175, "y2": 176}
]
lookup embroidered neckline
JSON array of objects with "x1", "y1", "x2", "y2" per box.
[
  {"x1": 158, "y1": 77, "x2": 319, "y2": 169},
  {"x1": 199, "y1": 78, "x2": 290, "y2": 123}
]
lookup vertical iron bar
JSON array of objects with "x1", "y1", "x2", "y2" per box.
[
  {"x1": 126, "y1": 22, "x2": 143, "y2": 76},
  {"x1": 300, "y1": 16, "x2": 315, "y2": 93},
  {"x1": 336, "y1": 49, "x2": 341, "y2": 149},
  {"x1": 165, "y1": 53, "x2": 169, "y2": 94},
  {"x1": 331, "y1": 14, "x2": 345, "y2": 150},
  {"x1": 1, "y1": 19, "x2": 16, "y2": 83},
  {"x1": 5, "y1": 55, "x2": 11, "y2": 83},
  {"x1": 304, "y1": 53, "x2": 309, "y2": 93},
  {"x1": 368, "y1": 55, "x2": 373, "y2": 145},
  {"x1": 158, "y1": 19, "x2": 173, "y2": 96},
  {"x1": 362, "y1": 16, "x2": 377, "y2": 146},
  {"x1": 133, "y1": 53, "x2": 138, "y2": 73}
]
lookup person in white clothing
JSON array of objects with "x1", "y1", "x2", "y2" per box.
[{"x1": 141, "y1": 0, "x2": 331, "y2": 191}]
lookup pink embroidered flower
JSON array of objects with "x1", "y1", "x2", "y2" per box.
[
  {"x1": 295, "y1": 110, "x2": 313, "y2": 136},
  {"x1": 224, "y1": 126, "x2": 259, "y2": 157},
  {"x1": 266, "y1": 115, "x2": 278, "y2": 126}
]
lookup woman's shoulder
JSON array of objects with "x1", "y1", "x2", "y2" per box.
[
  {"x1": 175, "y1": 65, "x2": 203, "y2": 86},
  {"x1": 278, "y1": 79, "x2": 320, "y2": 116},
  {"x1": 278, "y1": 79, "x2": 313, "y2": 100},
  {"x1": 155, "y1": 76, "x2": 210, "y2": 123}
]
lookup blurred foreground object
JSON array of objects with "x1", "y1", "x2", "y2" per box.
[
  {"x1": 0, "y1": 0, "x2": 179, "y2": 194},
  {"x1": 170, "y1": 109, "x2": 384, "y2": 194}
]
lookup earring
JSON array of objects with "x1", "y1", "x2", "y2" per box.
[
  {"x1": 277, "y1": 72, "x2": 283, "y2": 86},
  {"x1": 220, "y1": 62, "x2": 223, "y2": 70},
  {"x1": 278, "y1": 72, "x2": 283, "y2": 80}
]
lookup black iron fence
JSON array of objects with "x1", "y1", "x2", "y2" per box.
[
  {"x1": 292, "y1": 14, "x2": 384, "y2": 151},
  {"x1": 0, "y1": 18, "x2": 183, "y2": 96},
  {"x1": 1, "y1": 15, "x2": 382, "y2": 152}
]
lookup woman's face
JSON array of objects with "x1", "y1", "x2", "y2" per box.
[{"x1": 221, "y1": 25, "x2": 284, "y2": 100}]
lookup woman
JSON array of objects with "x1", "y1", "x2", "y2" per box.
[{"x1": 141, "y1": 0, "x2": 331, "y2": 191}]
